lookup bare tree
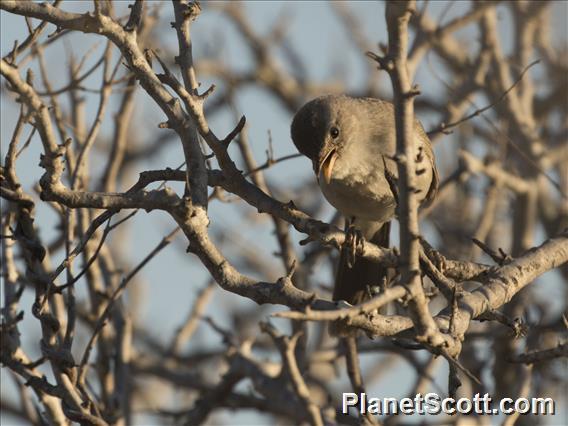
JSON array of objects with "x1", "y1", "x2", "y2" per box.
[{"x1": 1, "y1": 1, "x2": 566, "y2": 425}]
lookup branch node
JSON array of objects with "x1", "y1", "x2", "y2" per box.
[
  {"x1": 25, "y1": 69, "x2": 34, "y2": 86},
  {"x1": 222, "y1": 115, "x2": 246, "y2": 146},
  {"x1": 184, "y1": 1, "x2": 202, "y2": 21},
  {"x1": 365, "y1": 51, "x2": 394, "y2": 71},
  {"x1": 285, "y1": 200, "x2": 297, "y2": 210},
  {"x1": 298, "y1": 236, "x2": 315, "y2": 246},
  {"x1": 197, "y1": 84, "x2": 216, "y2": 100},
  {"x1": 406, "y1": 84, "x2": 421, "y2": 98},
  {"x1": 124, "y1": 0, "x2": 143, "y2": 32}
]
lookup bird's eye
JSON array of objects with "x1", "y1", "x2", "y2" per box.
[{"x1": 330, "y1": 127, "x2": 339, "y2": 139}]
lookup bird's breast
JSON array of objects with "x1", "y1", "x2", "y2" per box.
[{"x1": 319, "y1": 157, "x2": 396, "y2": 223}]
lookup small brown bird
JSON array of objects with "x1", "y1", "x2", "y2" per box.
[{"x1": 291, "y1": 95, "x2": 438, "y2": 305}]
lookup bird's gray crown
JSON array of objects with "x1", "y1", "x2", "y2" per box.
[{"x1": 290, "y1": 95, "x2": 391, "y2": 162}]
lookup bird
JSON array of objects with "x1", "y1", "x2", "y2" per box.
[{"x1": 291, "y1": 95, "x2": 438, "y2": 306}]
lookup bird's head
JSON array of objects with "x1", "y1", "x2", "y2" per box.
[{"x1": 291, "y1": 95, "x2": 355, "y2": 184}]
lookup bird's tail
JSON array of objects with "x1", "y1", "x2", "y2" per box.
[{"x1": 332, "y1": 221, "x2": 391, "y2": 305}]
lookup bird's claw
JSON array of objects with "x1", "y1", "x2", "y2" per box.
[{"x1": 344, "y1": 223, "x2": 364, "y2": 268}]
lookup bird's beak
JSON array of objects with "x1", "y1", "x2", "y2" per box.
[{"x1": 317, "y1": 148, "x2": 337, "y2": 185}]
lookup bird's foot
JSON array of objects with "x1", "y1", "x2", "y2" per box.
[{"x1": 344, "y1": 222, "x2": 364, "y2": 268}]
